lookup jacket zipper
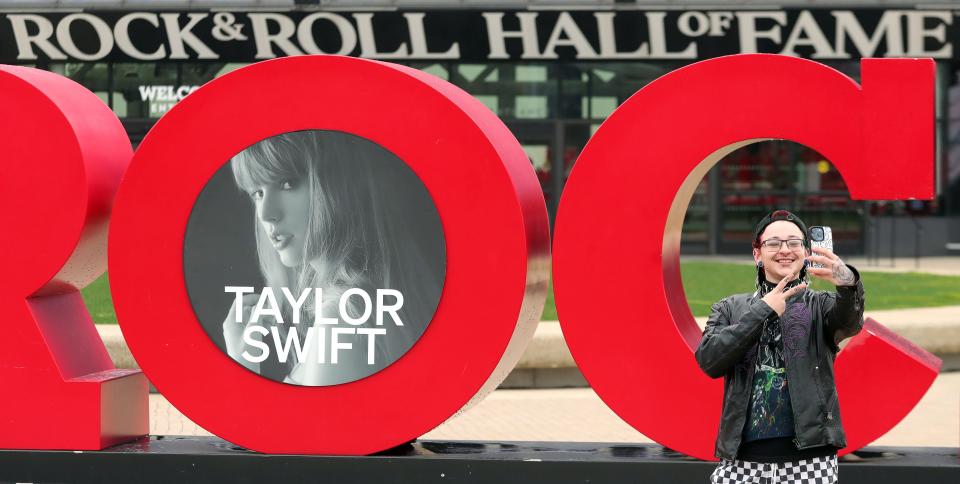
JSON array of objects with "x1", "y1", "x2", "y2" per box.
[
  {"x1": 813, "y1": 365, "x2": 827, "y2": 416},
  {"x1": 796, "y1": 298, "x2": 830, "y2": 449},
  {"x1": 813, "y1": 314, "x2": 831, "y2": 422}
]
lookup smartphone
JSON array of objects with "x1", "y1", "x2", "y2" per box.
[{"x1": 808, "y1": 226, "x2": 833, "y2": 268}]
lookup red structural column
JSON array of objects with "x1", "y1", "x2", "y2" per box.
[{"x1": 0, "y1": 66, "x2": 148, "y2": 450}]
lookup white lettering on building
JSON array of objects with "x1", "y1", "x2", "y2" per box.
[
  {"x1": 139, "y1": 85, "x2": 200, "y2": 117},
  {"x1": 3, "y1": 9, "x2": 956, "y2": 62}
]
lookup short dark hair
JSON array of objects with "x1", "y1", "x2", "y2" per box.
[{"x1": 752, "y1": 210, "x2": 810, "y2": 249}]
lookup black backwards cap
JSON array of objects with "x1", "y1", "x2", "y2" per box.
[{"x1": 752, "y1": 210, "x2": 810, "y2": 250}]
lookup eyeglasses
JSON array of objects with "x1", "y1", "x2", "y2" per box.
[{"x1": 760, "y1": 238, "x2": 804, "y2": 251}]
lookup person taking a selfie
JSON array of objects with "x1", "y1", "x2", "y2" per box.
[{"x1": 696, "y1": 210, "x2": 864, "y2": 483}]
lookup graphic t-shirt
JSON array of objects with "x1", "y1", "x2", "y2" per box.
[{"x1": 742, "y1": 311, "x2": 796, "y2": 443}]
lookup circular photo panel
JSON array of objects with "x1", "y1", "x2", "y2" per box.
[{"x1": 185, "y1": 130, "x2": 446, "y2": 386}]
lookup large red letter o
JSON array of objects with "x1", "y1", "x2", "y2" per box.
[{"x1": 109, "y1": 56, "x2": 549, "y2": 454}]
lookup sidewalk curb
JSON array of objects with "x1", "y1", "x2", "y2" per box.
[{"x1": 97, "y1": 308, "x2": 960, "y2": 389}]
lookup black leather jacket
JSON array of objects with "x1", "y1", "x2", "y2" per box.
[{"x1": 694, "y1": 269, "x2": 864, "y2": 460}]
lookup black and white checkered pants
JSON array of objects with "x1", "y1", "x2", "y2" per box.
[{"x1": 709, "y1": 455, "x2": 838, "y2": 484}]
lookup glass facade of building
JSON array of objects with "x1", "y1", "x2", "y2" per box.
[{"x1": 21, "y1": 28, "x2": 960, "y2": 256}]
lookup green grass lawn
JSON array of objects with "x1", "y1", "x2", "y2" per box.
[
  {"x1": 82, "y1": 273, "x2": 118, "y2": 324},
  {"x1": 82, "y1": 261, "x2": 960, "y2": 324},
  {"x1": 542, "y1": 261, "x2": 960, "y2": 320}
]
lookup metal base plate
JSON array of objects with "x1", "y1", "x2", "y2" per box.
[{"x1": 1, "y1": 437, "x2": 957, "y2": 483}]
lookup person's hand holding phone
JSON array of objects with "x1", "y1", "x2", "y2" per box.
[{"x1": 806, "y1": 247, "x2": 856, "y2": 286}]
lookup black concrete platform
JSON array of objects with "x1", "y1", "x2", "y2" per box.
[{"x1": 0, "y1": 437, "x2": 957, "y2": 483}]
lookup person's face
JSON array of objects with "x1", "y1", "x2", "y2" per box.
[
  {"x1": 752, "y1": 220, "x2": 808, "y2": 283},
  {"x1": 251, "y1": 179, "x2": 311, "y2": 267}
]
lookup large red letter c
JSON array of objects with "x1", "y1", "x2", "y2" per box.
[{"x1": 553, "y1": 55, "x2": 939, "y2": 461}]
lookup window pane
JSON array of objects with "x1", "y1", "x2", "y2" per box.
[
  {"x1": 561, "y1": 62, "x2": 669, "y2": 119},
  {"x1": 717, "y1": 140, "x2": 862, "y2": 249},
  {"x1": 112, "y1": 63, "x2": 178, "y2": 119},
  {"x1": 452, "y1": 63, "x2": 555, "y2": 120},
  {"x1": 409, "y1": 62, "x2": 449, "y2": 80},
  {"x1": 49, "y1": 62, "x2": 109, "y2": 107}
]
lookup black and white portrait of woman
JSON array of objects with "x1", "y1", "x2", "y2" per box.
[{"x1": 184, "y1": 130, "x2": 445, "y2": 386}]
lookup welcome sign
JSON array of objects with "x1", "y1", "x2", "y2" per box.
[{"x1": 0, "y1": 54, "x2": 942, "y2": 459}]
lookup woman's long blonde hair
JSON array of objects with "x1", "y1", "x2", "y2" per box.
[{"x1": 231, "y1": 130, "x2": 443, "y2": 371}]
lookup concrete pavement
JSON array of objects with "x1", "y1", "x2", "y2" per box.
[{"x1": 148, "y1": 372, "x2": 960, "y2": 448}]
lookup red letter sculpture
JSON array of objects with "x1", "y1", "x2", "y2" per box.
[
  {"x1": 0, "y1": 66, "x2": 148, "y2": 450},
  {"x1": 109, "y1": 56, "x2": 549, "y2": 454},
  {"x1": 553, "y1": 55, "x2": 941, "y2": 461}
]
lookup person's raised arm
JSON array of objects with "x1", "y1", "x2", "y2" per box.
[{"x1": 807, "y1": 247, "x2": 865, "y2": 348}]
